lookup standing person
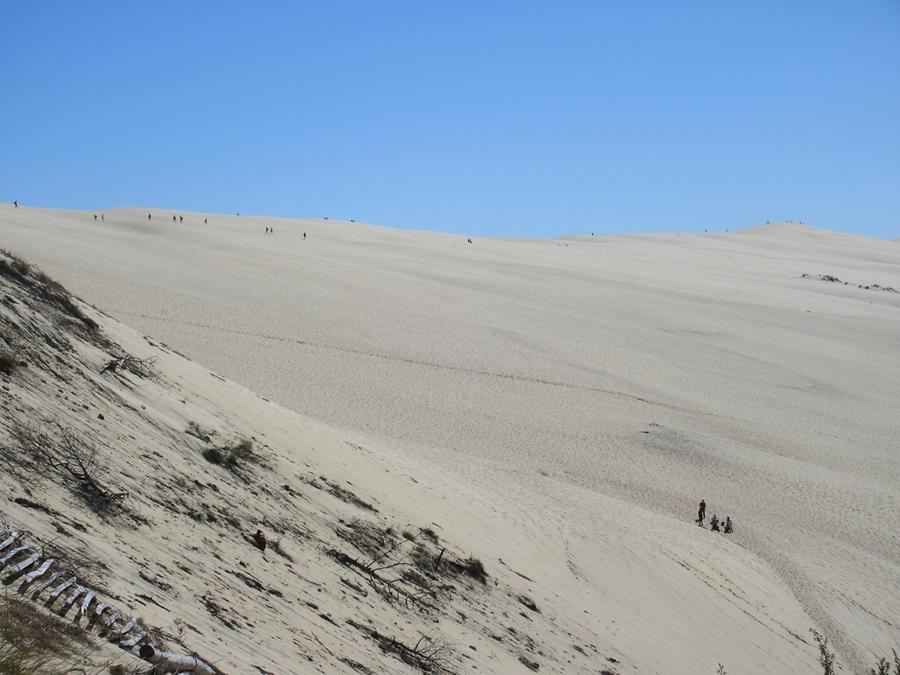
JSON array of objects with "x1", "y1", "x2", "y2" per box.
[
  {"x1": 698, "y1": 499, "x2": 706, "y2": 525},
  {"x1": 148, "y1": 212, "x2": 151, "y2": 220},
  {"x1": 13, "y1": 200, "x2": 17, "y2": 207},
  {"x1": 723, "y1": 517, "x2": 733, "y2": 534},
  {"x1": 179, "y1": 215, "x2": 183, "y2": 222},
  {"x1": 204, "y1": 217, "x2": 207, "y2": 224},
  {"x1": 303, "y1": 232, "x2": 306, "y2": 240},
  {"x1": 93, "y1": 214, "x2": 97, "y2": 221},
  {"x1": 101, "y1": 214, "x2": 104, "y2": 221},
  {"x1": 173, "y1": 215, "x2": 176, "y2": 222}
]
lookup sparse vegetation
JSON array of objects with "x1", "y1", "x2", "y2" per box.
[
  {"x1": 347, "y1": 619, "x2": 453, "y2": 673},
  {"x1": 1, "y1": 249, "x2": 99, "y2": 336},
  {"x1": 0, "y1": 592, "x2": 93, "y2": 674},
  {"x1": 0, "y1": 349, "x2": 17, "y2": 375},
  {"x1": 810, "y1": 628, "x2": 836, "y2": 675},
  {"x1": 4, "y1": 421, "x2": 127, "y2": 514},
  {"x1": 720, "y1": 633, "x2": 899, "y2": 674},
  {"x1": 870, "y1": 650, "x2": 900, "y2": 675},
  {"x1": 203, "y1": 438, "x2": 254, "y2": 469}
]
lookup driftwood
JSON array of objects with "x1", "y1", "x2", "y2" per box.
[
  {"x1": 0, "y1": 528, "x2": 217, "y2": 673},
  {"x1": 139, "y1": 645, "x2": 217, "y2": 674},
  {"x1": 24, "y1": 557, "x2": 55, "y2": 582}
]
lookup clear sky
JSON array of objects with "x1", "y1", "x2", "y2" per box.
[{"x1": 2, "y1": 2, "x2": 898, "y2": 238}]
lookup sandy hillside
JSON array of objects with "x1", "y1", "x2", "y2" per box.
[{"x1": 2, "y1": 204, "x2": 899, "y2": 673}]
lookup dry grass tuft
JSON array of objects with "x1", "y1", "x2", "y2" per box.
[{"x1": 0, "y1": 592, "x2": 93, "y2": 674}]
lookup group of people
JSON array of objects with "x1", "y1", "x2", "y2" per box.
[
  {"x1": 697, "y1": 499, "x2": 733, "y2": 534},
  {"x1": 146, "y1": 213, "x2": 207, "y2": 224}
]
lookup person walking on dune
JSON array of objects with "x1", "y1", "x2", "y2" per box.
[
  {"x1": 723, "y1": 516, "x2": 733, "y2": 534},
  {"x1": 697, "y1": 499, "x2": 706, "y2": 525},
  {"x1": 13, "y1": 200, "x2": 17, "y2": 208},
  {"x1": 148, "y1": 212, "x2": 151, "y2": 220}
]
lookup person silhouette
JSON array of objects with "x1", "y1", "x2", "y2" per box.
[
  {"x1": 13, "y1": 200, "x2": 17, "y2": 208},
  {"x1": 698, "y1": 499, "x2": 706, "y2": 525}
]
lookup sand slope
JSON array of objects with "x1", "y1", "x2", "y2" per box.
[{"x1": 3, "y1": 204, "x2": 899, "y2": 672}]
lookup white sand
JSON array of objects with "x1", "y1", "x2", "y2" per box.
[{"x1": 2, "y1": 204, "x2": 898, "y2": 673}]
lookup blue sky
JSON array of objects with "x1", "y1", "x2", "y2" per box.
[{"x1": 2, "y1": 2, "x2": 898, "y2": 238}]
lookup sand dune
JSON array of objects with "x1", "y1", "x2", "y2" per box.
[{"x1": 2, "y1": 204, "x2": 899, "y2": 673}]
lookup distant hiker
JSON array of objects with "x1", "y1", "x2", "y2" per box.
[
  {"x1": 173, "y1": 215, "x2": 176, "y2": 222},
  {"x1": 251, "y1": 529, "x2": 267, "y2": 551},
  {"x1": 13, "y1": 200, "x2": 17, "y2": 207},
  {"x1": 148, "y1": 212, "x2": 152, "y2": 220},
  {"x1": 710, "y1": 515, "x2": 720, "y2": 532},
  {"x1": 723, "y1": 516, "x2": 733, "y2": 534},
  {"x1": 698, "y1": 499, "x2": 706, "y2": 525},
  {"x1": 204, "y1": 217, "x2": 207, "y2": 224},
  {"x1": 467, "y1": 238, "x2": 472, "y2": 244},
  {"x1": 101, "y1": 214, "x2": 104, "y2": 221},
  {"x1": 179, "y1": 215, "x2": 183, "y2": 222},
  {"x1": 93, "y1": 214, "x2": 97, "y2": 221},
  {"x1": 303, "y1": 232, "x2": 306, "y2": 240}
]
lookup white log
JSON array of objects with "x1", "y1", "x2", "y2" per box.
[
  {"x1": 139, "y1": 645, "x2": 216, "y2": 675},
  {"x1": 117, "y1": 616, "x2": 138, "y2": 635},
  {"x1": 50, "y1": 575, "x2": 77, "y2": 598},
  {"x1": 104, "y1": 609, "x2": 123, "y2": 627},
  {"x1": 95, "y1": 602, "x2": 108, "y2": 617},
  {"x1": 64, "y1": 585, "x2": 87, "y2": 607},
  {"x1": 0, "y1": 545, "x2": 29, "y2": 565},
  {"x1": 120, "y1": 631, "x2": 146, "y2": 648},
  {"x1": 33, "y1": 571, "x2": 59, "y2": 593},
  {"x1": 7, "y1": 551, "x2": 40, "y2": 574},
  {"x1": 24, "y1": 558, "x2": 54, "y2": 582},
  {"x1": 81, "y1": 590, "x2": 95, "y2": 614},
  {"x1": 0, "y1": 530, "x2": 19, "y2": 551},
  {"x1": 0, "y1": 532, "x2": 19, "y2": 551}
]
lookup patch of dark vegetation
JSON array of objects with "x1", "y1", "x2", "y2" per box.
[
  {"x1": 3, "y1": 421, "x2": 127, "y2": 516},
  {"x1": 340, "y1": 657, "x2": 376, "y2": 674},
  {"x1": 418, "y1": 527, "x2": 440, "y2": 545},
  {"x1": 446, "y1": 556, "x2": 488, "y2": 585},
  {"x1": 202, "y1": 438, "x2": 254, "y2": 471},
  {"x1": 519, "y1": 655, "x2": 541, "y2": 671},
  {"x1": 336, "y1": 519, "x2": 397, "y2": 558},
  {"x1": 801, "y1": 273, "x2": 898, "y2": 294},
  {"x1": 0, "y1": 250, "x2": 100, "y2": 339},
  {"x1": 0, "y1": 593, "x2": 94, "y2": 674},
  {"x1": 346, "y1": 618, "x2": 453, "y2": 673},
  {"x1": 319, "y1": 476, "x2": 377, "y2": 512},
  {"x1": 516, "y1": 595, "x2": 541, "y2": 613},
  {"x1": 0, "y1": 349, "x2": 18, "y2": 376}
]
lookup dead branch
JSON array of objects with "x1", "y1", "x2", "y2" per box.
[
  {"x1": 100, "y1": 354, "x2": 157, "y2": 377},
  {"x1": 9, "y1": 422, "x2": 127, "y2": 514}
]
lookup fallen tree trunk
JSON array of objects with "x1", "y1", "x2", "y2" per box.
[{"x1": 139, "y1": 645, "x2": 216, "y2": 674}]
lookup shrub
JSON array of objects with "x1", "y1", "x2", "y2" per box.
[
  {"x1": 0, "y1": 350, "x2": 17, "y2": 376},
  {"x1": 203, "y1": 438, "x2": 254, "y2": 469}
]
